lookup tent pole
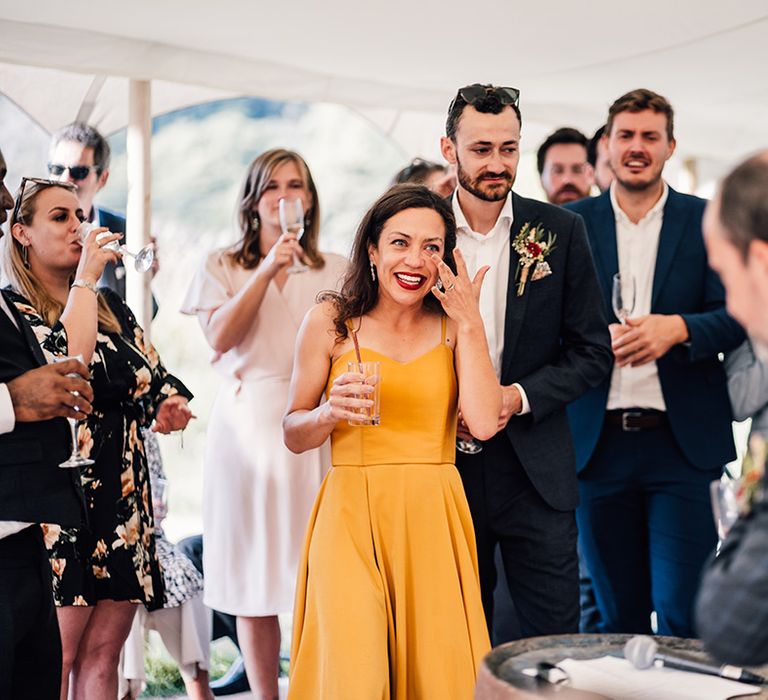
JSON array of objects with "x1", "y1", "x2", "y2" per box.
[
  {"x1": 682, "y1": 157, "x2": 698, "y2": 195},
  {"x1": 126, "y1": 79, "x2": 152, "y2": 340}
]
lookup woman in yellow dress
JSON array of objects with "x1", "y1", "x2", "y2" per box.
[{"x1": 283, "y1": 185, "x2": 501, "y2": 698}]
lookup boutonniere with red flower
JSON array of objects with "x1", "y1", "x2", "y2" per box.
[{"x1": 512, "y1": 223, "x2": 557, "y2": 296}]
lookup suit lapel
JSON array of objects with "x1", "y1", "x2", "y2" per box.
[
  {"x1": 500, "y1": 193, "x2": 538, "y2": 379},
  {"x1": 1, "y1": 289, "x2": 47, "y2": 366},
  {"x1": 589, "y1": 192, "x2": 619, "y2": 299},
  {"x1": 651, "y1": 187, "x2": 687, "y2": 309}
]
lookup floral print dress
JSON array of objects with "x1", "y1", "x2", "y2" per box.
[{"x1": 7, "y1": 288, "x2": 192, "y2": 610}]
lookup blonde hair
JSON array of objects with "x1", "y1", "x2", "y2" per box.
[
  {"x1": 233, "y1": 148, "x2": 325, "y2": 270},
  {"x1": 5, "y1": 180, "x2": 121, "y2": 334}
]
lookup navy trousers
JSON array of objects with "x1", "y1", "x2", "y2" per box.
[
  {"x1": 0, "y1": 526, "x2": 62, "y2": 700},
  {"x1": 577, "y1": 418, "x2": 721, "y2": 637}
]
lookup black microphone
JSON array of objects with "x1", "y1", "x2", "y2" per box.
[{"x1": 624, "y1": 635, "x2": 767, "y2": 686}]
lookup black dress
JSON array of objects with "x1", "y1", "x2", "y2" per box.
[{"x1": 8, "y1": 288, "x2": 193, "y2": 609}]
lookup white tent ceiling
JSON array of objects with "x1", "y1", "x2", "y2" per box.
[{"x1": 0, "y1": 2, "x2": 767, "y2": 163}]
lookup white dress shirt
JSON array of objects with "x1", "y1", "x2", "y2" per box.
[
  {"x1": 0, "y1": 291, "x2": 32, "y2": 538},
  {"x1": 453, "y1": 191, "x2": 530, "y2": 414},
  {"x1": 606, "y1": 182, "x2": 669, "y2": 411}
]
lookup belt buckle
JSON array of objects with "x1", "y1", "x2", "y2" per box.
[{"x1": 621, "y1": 411, "x2": 643, "y2": 432}]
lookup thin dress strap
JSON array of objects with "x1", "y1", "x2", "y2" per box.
[{"x1": 441, "y1": 315, "x2": 447, "y2": 345}]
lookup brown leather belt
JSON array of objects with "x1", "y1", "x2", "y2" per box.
[{"x1": 604, "y1": 410, "x2": 666, "y2": 432}]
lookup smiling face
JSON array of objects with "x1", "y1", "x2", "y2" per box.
[
  {"x1": 441, "y1": 105, "x2": 520, "y2": 203},
  {"x1": 369, "y1": 207, "x2": 446, "y2": 307},
  {"x1": 606, "y1": 109, "x2": 675, "y2": 192},
  {"x1": 255, "y1": 159, "x2": 313, "y2": 237},
  {"x1": 11, "y1": 186, "x2": 85, "y2": 276}
]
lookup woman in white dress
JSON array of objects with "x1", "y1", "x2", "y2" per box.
[{"x1": 181, "y1": 149, "x2": 347, "y2": 699}]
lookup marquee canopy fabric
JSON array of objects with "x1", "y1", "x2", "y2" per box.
[{"x1": 0, "y1": 2, "x2": 766, "y2": 163}]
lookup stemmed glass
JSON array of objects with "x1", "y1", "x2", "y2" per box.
[
  {"x1": 78, "y1": 221, "x2": 155, "y2": 273},
  {"x1": 612, "y1": 273, "x2": 636, "y2": 324},
  {"x1": 278, "y1": 198, "x2": 308, "y2": 274},
  {"x1": 457, "y1": 413, "x2": 483, "y2": 455},
  {"x1": 53, "y1": 354, "x2": 94, "y2": 468}
]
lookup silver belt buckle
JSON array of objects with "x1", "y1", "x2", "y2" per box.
[{"x1": 622, "y1": 411, "x2": 643, "y2": 432}]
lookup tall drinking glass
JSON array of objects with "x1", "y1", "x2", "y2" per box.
[
  {"x1": 279, "y1": 198, "x2": 308, "y2": 274},
  {"x1": 346, "y1": 361, "x2": 381, "y2": 426},
  {"x1": 78, "y1": 221, "x2": 155, "y2": 273},
  {"x1": 53, "y1": 354, "x2": 94, "y2": 468}
]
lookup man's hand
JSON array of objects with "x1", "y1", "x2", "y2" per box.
[
  {"x1": 7, "y1": 361, "x2": 93, "y2": 422},
  {"x1": 152, "y1": 396, "x2": 194, "y2": 434},
  {"x1": 497, "y1": 384, "x2": 523, "y2": 430},
  {"x1": 611, "y1": 314, "x2": 689, "y2": 367}
]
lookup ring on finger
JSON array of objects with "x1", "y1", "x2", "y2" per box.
[{"x1": 446, "y1": 282, "x2": 456, "y2": 291}]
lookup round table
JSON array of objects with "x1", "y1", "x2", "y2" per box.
[{"x1": 475, "y1": 634, "x2": 768, "y2": 699}]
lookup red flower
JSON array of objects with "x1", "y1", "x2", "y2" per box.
[{"x1": 526, "y1": 242, "x2": 542, "y2": 257}]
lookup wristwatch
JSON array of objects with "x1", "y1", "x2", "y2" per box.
[{"x1": 71, "y1": 278, "x2": 98, "y2": 294}]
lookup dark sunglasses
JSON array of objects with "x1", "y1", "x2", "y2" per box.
[
  {"x1": 12, "y1": 177, "x2": 78, "y2": 225},
  {"x1": 47, "y1": 162, "x2": 100, "y2": 181},
  {"x1": 451, "y1": 84, "x2": 521, "y2": 110}
]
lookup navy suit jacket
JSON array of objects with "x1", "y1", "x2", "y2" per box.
[
  {"x1": 565, "y1": 187, "x2": 744, "y2": 472},
  {"x1": 485, "y1": 193, "x2": 613, "y2": 511}
]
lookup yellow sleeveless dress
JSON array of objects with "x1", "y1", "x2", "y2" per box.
[{"x1": 288, "y1": 319, "x2": 490, "y2": 699}]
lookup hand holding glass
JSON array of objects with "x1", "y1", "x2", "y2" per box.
[
  {"x1": 612, "y1": 273, "x2": 636, "y2": 324},
  {"x1": 53, "y1": 354, "x2": 94, "y2": 468},
  {"x1": 278, "y1": 198, "x2": 308, "y2": 274},
  {"x1": 78, "y1": 221, "x2": 155, "y2": 273},
  {"x1": 346, "y1": 361, "x2": 381, "y2": 426}
]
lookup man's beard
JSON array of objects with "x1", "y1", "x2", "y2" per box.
[
  {"x1": 612, "y1": 156, "x2": 664, "y2": 193},
  {"x1": 457, "y1": 158, "x2": 514, "y2": 202},
  {"x1": 552, "y1": 183, "x2": 589, "y2": 205}
]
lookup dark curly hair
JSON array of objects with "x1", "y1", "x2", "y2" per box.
[{"x1": 322, "y1": 184, "x2": 457, "y2": 342}]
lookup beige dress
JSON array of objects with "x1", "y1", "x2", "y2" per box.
[{"x1": 181, "y1": 247, "x2": 347, "y2": 616}]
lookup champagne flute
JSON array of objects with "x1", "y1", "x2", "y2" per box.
[
  {"x1": 278, "y1": 198, "x2": 308, "y2": 274},
  {"x1": 78, "y1": 221, "x2": 155, "y2": 273},
  {"x1": 612, "y1": 273, "x2": 636, "y2": 324},
  {"x1": 53, "y1": 354, "x2": 94, "y2": 468}
]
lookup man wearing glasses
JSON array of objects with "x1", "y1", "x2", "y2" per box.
[
  {"x1": 441, "y1": 84, "x2": 612, "y2": 640},
  {"x1": 0, "y1": 148, "x2": 94, "y2": 698}
]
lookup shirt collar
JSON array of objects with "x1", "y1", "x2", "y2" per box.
[
  {"x1": 453, "y1": 189, "x2": 514, "y2": 240},
  {"x1": 610, "y1": 181, "x2": 669, "y2": 226}
]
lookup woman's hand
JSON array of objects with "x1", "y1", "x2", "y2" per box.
[
  {"x1": 152, "y1": 395, "x2": 194, "y2": 433},
  {"x1": 430, "y1": 248, "x2": 489, "y2": 330},
  {"x1": 75, "y1": 226, "x2": 122, "y2": 284},
  {"x1": 320, "y1": 371, "x2": 374, "y2": 425},
  {"x1": 261, "y1": 232, "x2": 304, "y2": 278}
]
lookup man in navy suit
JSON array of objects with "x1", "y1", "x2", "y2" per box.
[
  {"x1": 441, "y1": 84, "x2": 613, "y2": 640},
  {"x1": 0, "y1": 147, "x2": 94, "y2": 699},
  {"x1": 567, "y1": 89, "x2": 744, "y2": 637}
]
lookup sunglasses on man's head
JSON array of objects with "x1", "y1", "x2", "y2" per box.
[
  {"x1": 453, "y1": 84, "x2": 521, "y2": 109},
  {"x1": 12, "y1": 177, "x2": 78, "y2": 225},
  {"x1": 47, "y1": 163, "x2": 99, "y2": 181}
]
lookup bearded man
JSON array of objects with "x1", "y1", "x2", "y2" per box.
[{"x1": 441, "y1": 84, "x2": 612, "y2": 640}]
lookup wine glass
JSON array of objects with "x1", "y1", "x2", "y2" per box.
[
  {"x1": 456, "y1": 437, "x2": 483, "y2": 455},
  {"x1": 78, "y1": 222, "x2": 155, "y2": 273},
  {"x1": 53, "y1": 354, "x2": 94, "y2": 469},
  {"x1": 456, "y1": 412, "x2": 483, "y2": 454},
  {"x1": 611, "y1": 273, "x2": 636, "y2": 324},
  {"x1": 278, "y1": 198, "x2": 308, "y2": 274}
]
